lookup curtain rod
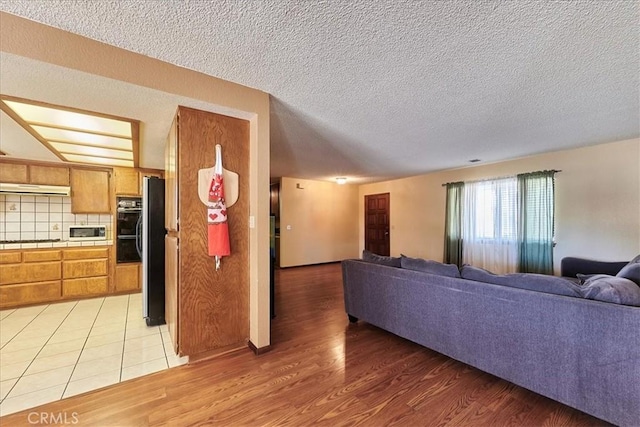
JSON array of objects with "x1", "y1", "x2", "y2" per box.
[{"x1": 441, "y1": 169, "x2": 562, "y2": 187}]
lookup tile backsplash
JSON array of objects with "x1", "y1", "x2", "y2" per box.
[{"x1": 0, "y1": 194, "x2": 113, "y2": 241}]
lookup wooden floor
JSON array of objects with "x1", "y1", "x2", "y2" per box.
[{"x1": 1, "y1": 263, "x2": 609, "y2": 426}]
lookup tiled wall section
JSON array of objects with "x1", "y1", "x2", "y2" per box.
[{"x1": 0, "y1": 195, "x2": 113, "y2": 241}]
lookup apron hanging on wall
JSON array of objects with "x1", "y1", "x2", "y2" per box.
[{"x1": 207, "y1": 144, "x2": 231, "y2": 270}]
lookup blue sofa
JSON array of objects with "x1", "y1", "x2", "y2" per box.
[{"x1": 342, "y1": 256, "x2": 640, "y2": 426}]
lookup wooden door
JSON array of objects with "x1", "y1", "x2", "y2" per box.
[{"x1": 364, "y1": 193, "x2": 390, "y2": 256}]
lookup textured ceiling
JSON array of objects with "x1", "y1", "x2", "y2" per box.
[{"x1": 0, "y1": 0, "x2": 638, "y2": 183}]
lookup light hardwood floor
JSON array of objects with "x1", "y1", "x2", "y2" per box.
[{"x1": 0, "y1": 263, "x2": 608, "y2": 426}]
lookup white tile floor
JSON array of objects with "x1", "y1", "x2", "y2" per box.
[{"x1": 0, "y1": 293, "x2": 188, "y2": 416}]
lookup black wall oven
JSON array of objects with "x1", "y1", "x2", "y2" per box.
[{"x1": 116, "y1": 197, "x2": 142, "y2": 263}]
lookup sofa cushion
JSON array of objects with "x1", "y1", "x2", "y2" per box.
[
  {"x1": 460, "y1": 265, "x2": 582, "y2": 297},
  {"x1": 617, "y1": 262, "x2": 640, "y2": 286},
  {"x1": 581, "y1": 274, "x2": 640, "y2": 306},
  {"x1": 362, "y1": 250, "x2": 401, "y2": 268},
  {"x1": 400, "y1": 255, "x2": 461, "y2": 278}
]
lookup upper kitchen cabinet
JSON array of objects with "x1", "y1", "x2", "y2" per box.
[
  {"x1": 70, "y1": 168, "x2": 111, "y2": 213},
  {"x1": 29, "y1": 165, "x2": 70, "y2": 186},
  {"x1": 114, "y1": 166, "x2": 140, "y2": 195},
  {"x1": 114, "y1": 167, "x2": 164, "y2": 196},
  {"x1": 165, "y1": 116, "x2": 178, "y2": 231},
  {"x1": 0, "y1": 162, "x2": 28, "y2": 183},
  {"x1": 0, "y1": 159, "x2": 70, "y2": 186}
]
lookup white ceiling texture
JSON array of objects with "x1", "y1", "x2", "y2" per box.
[{"x1": 0, "y1": 1, "x2": 638, "y2": 183}]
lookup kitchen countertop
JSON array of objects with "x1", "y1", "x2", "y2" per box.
[{"x1": 0, "y1": 240, "x2": 113, "y2": 250}]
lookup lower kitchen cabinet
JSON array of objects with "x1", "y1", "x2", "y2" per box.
[
  {"x1": 0, "y1": 281, "x2": 61, "y2": 307},
  {"x1": 0, "y1": 246, "x2": 114, "y2": 309},
  {"x1": 115, "y1": 263, "x2": 141, "y2": 292},
  {"x1": 63, "y1": 277, "x2": 109, "y2": 297}
]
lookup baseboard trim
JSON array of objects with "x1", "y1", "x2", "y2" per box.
[{"x1": 248, "y1": 340, "x2": 272, "y2": 355}]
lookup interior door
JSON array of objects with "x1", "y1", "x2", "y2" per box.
[{"x1": 364, "y1": 193, "x2": 390, "y2": 256}]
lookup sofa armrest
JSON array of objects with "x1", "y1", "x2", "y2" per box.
[{"x1": 561, "y1": 257, "x2": 628, "y2": 278}]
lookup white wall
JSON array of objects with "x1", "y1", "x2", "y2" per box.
[
  {"x1": 279, "y1": 177, "x2": 359, "y2": 267},
  {"x1": 359, "y1": 138, "x2": 640, "y2": 274}
]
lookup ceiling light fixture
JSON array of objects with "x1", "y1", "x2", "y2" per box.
[
  {"x1": 336, "y1": 177, "x2": 347, "y2": 185},
  {"x1": 0, "y1": 95, "x2": 139, "y2": 168}
]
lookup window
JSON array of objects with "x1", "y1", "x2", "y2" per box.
[{"x1": 444, "y1": 171, "x2": 556, "y2": 274}]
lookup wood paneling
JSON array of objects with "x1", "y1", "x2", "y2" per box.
[
  {"x1": 176, "y1": 106, "x2": 250, "y2": 357},
  {"x1": 63, "y1": 277, "x2": 108, "y2": 296},
  {"x1": 0, "y1": 280, "x2": 61, "y2": 307},
  {"x1": 23, "y1": 250, "x2": 62, "y2": 262},
  {"x1": 29, "y1": 165, "x2": 69, "y2": 185},
  {"x1": 114, "y1": 263, "x2": 139, "y2": 292},
  {"x1": 62, "y1": 259, "x2": 108, "y2": 279},
  {"x1": 0, "y1": 263, "x2": 608, "y2": 426},
  {"x1": 70, "y1": 168, "x2": 111, "y2": 213},
  {"x1": 0, "y1": 162, "x2": 28, "y2": 183},
  {"x1": 0, "y1": 262, "x2": 60, "y2": 285},
  {"x1": 64, "y1": 247, "x2": 109, "y2": 260}
]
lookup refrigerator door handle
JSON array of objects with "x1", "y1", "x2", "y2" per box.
[{"x1": 135, "y1": 215, "x2": 143, "y2": 258}]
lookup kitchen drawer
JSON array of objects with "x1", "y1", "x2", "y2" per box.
[
  {"x1": 63, "y1": 247, "x2": 109, "y2": 260},
  {"x1": 63, "y1": 277, "x2": 108, "y2": 297},
  {"x1": 0, "y1": 281, "x2": 61, "y2": 307},
  {"x1": 23, "y1": 250, "x2": 62, "y2": 263},
  {"x1": 63, "y1": 259, "x2": 108, "y2": 279},
  {"x1": 0, "y1": 252, "x2": 21, "y2": 264},
  {"x1": 0, "y1": 262, "x2": 61, "y2": 285}
]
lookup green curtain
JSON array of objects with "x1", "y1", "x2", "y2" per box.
[
  {"x1": 517, "y1": 171, "x2": 555, "y2": 274},
  {"x1": 444, "y1": 182, "x2": 464, "y2": 267}
]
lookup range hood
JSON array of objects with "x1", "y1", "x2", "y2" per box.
[{"x1": 0, "y1": 182, "x2": 71, "y2": 196}]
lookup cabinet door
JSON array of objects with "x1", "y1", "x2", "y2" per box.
[
  {"x1": 0, "y1": 163, "x2": 28, "y2": 183},
  {"x1": 70, "y1": 168, "x2": 111, "y2": 213},
  {"x1": 115, "y1": 263, "x2": 140, "y2": 292},
  {"x1": 29, "y1": 165, "x2": 70, "y2": 186},
  {"x1": 165, "y1": 235, "x2": 179, "y2": 354},
  {"x1": 165, "y1": 116, "x2": 178, "y2": 231},
  {"x1": 114, "y1": 167, "x2": 140, "y2": 195}
]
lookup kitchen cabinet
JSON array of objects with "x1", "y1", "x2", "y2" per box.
[
  {"x1": 114, "y1": 167, "x2": 140, "y2": 195},
  {"x1": 165, "y1": 236, "x2": 179, "y2": 354},
  {"x1": 115, "y1": 263, "x2": 140, "y2": 292},
  {"x1": 29, "y1": 165, "x2": 69, "y2": 186},
  {"x1": 165, "y1": 116, "x2": 178, "y2": 231},
  {"x1": 62, "y1": 247, "x2": 110, "y2": 298},
  {"x1": 0, "y1": 250, "x2": 62, "y2": 308},
  {"x1": 0, "y1": 246, "x2": 114, "y2": 308},
  {"x1": 0, "y1": 162, "x2": 28, "y2": 183},
  {"x1": 70, "y1": 168, "x2": 111, "y2": 213},
  {"x1": 0, "y1": 160, "x2": 69, "y2": 186}
]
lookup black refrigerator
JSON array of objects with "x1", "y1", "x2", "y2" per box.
[{"x1": 137, "y1": 176, "x2": 166, "y2": 326}]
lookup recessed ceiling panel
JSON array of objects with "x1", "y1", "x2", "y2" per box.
[{"x1": 0, "y1": 95, "x2": 138, "y2": 167}]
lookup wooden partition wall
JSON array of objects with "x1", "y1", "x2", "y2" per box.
[{"x1": 166, "y1": 106, "x2": 250, "y2": 358}]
